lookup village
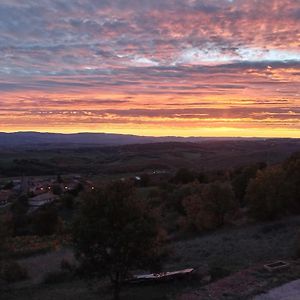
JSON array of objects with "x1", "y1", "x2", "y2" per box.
[
  {"x1": 0, "y1": 151, "x2": 300, "y2": 300},
  {"x1": 0, "y1": 175, "x2": 95, "y2": 211},
  {"x1": 0, "y1": 168, "x2": 170, "y2": 211}
]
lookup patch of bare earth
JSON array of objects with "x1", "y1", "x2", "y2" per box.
[{"x1": 178, "y1": 260, "x2": 300, "y2": 300}]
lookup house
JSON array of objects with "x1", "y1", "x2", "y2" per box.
[
  {"x1": 83, "y1": 180, "x2": 95, "y2": 191},
  {"x1": 62, "y1": 181, "x2": 80, "y2": 192},
  {"x1": 28, "y1": 192, "x2": 58, "y2": 207},
  {"x1": 30, "y1": 184, "x2": 47, "y2": 195}
]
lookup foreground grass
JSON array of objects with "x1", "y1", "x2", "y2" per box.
[
  {"x1": 169, "y1": 216, "x2": 300, "y2": 274},
  {"x1": 1, "y1": 279, "x2": 202, "y2": 300},
  {"x1": 2, "y1": 216, "x2": 300, "y2": 300}
]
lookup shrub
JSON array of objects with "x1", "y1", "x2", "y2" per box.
[
  {"x1": 52, "y1": 184, "x2": 63, "y2": 195},
  {"x1": 294, "y1": 231, "x2": 300, "y2": 258},
  {"x1": 0, "y1": 260, "x2": 28, "y2": 283},
  {"x1": 61, "y1": 194, "x2": 75, "y2": 209},
  {"x1": 31, "y1": 205, "x2": 59, "y2": 236},
  {"x1": 172, "y1": 168, "x2": 196, "y2": 184},
  {"x1": 208, "y1": 259, "x2": 232, "y2": 281},
  {"x1": 43, "y1": 270, "x2": 71, "y2": 284},
  {"x1": 0, "y1": 214, "x2": 13, "y2": 256},
  {"x1": 209, "y1": 264, "x2": 231, "y2": 281},
  {"x1": 60, "y1": 258, "x2": 74, "y2": 272},
  {"x1": 260, "y1": 222, "x2": 286, "y2": 234}
]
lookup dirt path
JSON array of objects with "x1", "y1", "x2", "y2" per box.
[
  {"x1": 178, "y1": 260, "x2": 300, "y2": 300},
  {"x1": 254, "y1": 279, "x2": 300, "y2": 300},
  {"x1": 177, "y1": 265, "x2": 264, "y2": 300}
]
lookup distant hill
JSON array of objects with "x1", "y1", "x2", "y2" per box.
[
  {"x1": 0, "y1": 132, "x2": 257, "y2": 149},
  {"x1": 0, "y1": 138, "x2": 299, "y2": 177}
]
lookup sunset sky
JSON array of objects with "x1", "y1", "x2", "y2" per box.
[{"x1": 0, "y1": 0, "x2": 299, "y2": 137}]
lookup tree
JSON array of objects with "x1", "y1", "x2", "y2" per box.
[
  {"x1": 197, "y1": 172, "x2": 208, "y2": 184},
  {"x1": 61, "y1": 193, "x2": 75, "y2": 209},
  {"x1": 201, "y1": 181, "x2": 237, "y2": 227},
  {"x1": 283, "y1": 153, "x2": 300, "y2": 212},
  {"x1": 172, "y1": 168, "x2": 195, "y2": 184},
  {"x1": 246, "y1": 167, "x2": 288, "y2": 220},
  {"x1": 182, "y1": 194, "x2": 217, "y2": 231},
  {"x1": 182, "y1": 181, "x2": 237, "y2": 231},
  {"x1": 73, "y1": 181, "x2": 165, "y2": 300},
  {"x1": 232, "y1": 164, "x2": 261, "y2": 205},
  {"x1": 57, "y1": 174, "x2": 63, "y2": 183},
  {"x1": 0, "y1": 214, "x2": 12, "y2": 257},
  {"x1": 10, "y1": 196, "x2": 29, "y2": 236},
  {"x1": 139, "y1": 173, "x2": 150, "y2": 187},
  {"x1": 3, "y1": 181, "x2": 14, "y2": 190},
  {"x1": 31, "y1": 205, "x2": 59, "y2": 236},
  {"x1": 52, "y1": 184, "x2": 63, "y2": 195}
]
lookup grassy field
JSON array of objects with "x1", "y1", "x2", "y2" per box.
[
  {"x1": 2, "y1": 216, "x2": 300, "y2": 300},
  {"x1": 170, "y1": 217, "x2": 300, "y2": 273}
]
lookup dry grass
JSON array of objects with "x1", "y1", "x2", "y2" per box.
[{"x1": 2, "y1": 216, "x2": 300, "y2": 300}]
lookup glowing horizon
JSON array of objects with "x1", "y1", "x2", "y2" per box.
[
  {"x1": 0, "y1": 0, "x2": 299, "y2": 137},
  {"x1": 2, "y1": 128, "x2": 300, "y2": 139}
]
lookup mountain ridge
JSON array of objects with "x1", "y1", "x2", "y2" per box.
[{"x1": 0, "y1": 131, "x2": 267, "y2": 148}]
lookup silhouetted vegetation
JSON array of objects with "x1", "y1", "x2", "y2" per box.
[
  {"x1": 246, "y1": 153, "x2": 300, "y2": 221},
  {"x1": 0, "y1": 140, "x2": 299, "y2": 177},
  {"x1": 73, "y1": 181, "x2": 166, "y2": 300},
  {"x1": 172, "y1": 168, "x2": 196, "y2": 184},
  {"x1": 1, "y1": 144, "x2": 300, "y2": 300},
  {"x1": 31, "y1": 205, "x2": 60, "y2": 236},
  {"x1": 0, "y1": 260, "x2": 28, "y2": 283}
]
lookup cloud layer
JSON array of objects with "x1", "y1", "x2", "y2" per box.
[{"x1": 0, "y1": 0, "x2": 299, "y2": 137}]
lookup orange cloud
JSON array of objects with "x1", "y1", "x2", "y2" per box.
[{"x1": 0, "y1": 0, "x2": 299, "y2": 137}]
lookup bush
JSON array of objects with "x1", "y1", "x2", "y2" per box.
[
  {"x1": 172, "y1": 168, "x2": 196, "y2": 184},
  {"x1": 0, "y1": 260, "x2": 28, "y2": 283},
  {"x1": 209, "y1": 259, "x2": 232, "y2": 281},
  {"x1": 294, "y1": 231, "x2": 300, "y2": 258},
  {"x1": 31, "y1": 205, "x2": 59, "y2": 236},
  {"x1": 61, "y1": 194, "x2": 75, "y2": 210},
  {"x1": 260, "y1": 222, "x2": 286, "y2": 234},
  {"x1": 60, "y1": 258, "x2": 74, "y2": 272},
  {"x1": 43, "y1": 270, "x2": 71, "y2": 284},
  {"x1": 0, "y1": 214, "x2": 13, "y2": 255},
  {"x1": 209, "y1": 264, "x2": 231, "y2": 281},
  {"x1": 52, "y1": 184, "x2": 63, "y2": 195}
]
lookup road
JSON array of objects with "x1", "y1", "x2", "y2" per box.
[{"x1": 254, "y1": 279, "x2": 300, "y2": 300}]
